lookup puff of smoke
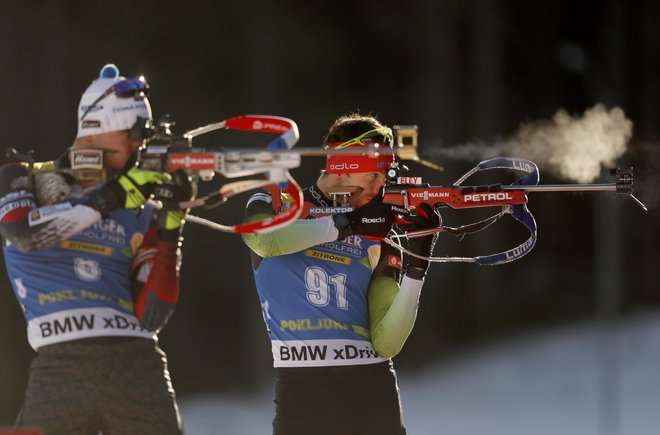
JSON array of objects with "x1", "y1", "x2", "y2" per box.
[{"x1": 426, "y1": 104, "x2": 633, "y2": 183}]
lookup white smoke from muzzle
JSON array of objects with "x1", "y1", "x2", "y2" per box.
[{"x1": 426, "y1": 104, "x2": 633, "y2": 183}]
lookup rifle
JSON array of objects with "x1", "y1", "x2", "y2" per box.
[
  {"x1": 292, "y1": 125, "x2": 646, "y2": 266},
  {"x1": 5, "y1": 114, "x2": 306, "y2": 235},
  {"x1": 137, "y1": 114, "x2": 304, "y2": 234},
  {"x1": 138, "y1": 119, "x2": 647, "y2": 264},
  {"x1": 380, "y1": 156, "x2": 646, "y2": 265}
]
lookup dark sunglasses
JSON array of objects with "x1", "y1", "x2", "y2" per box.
[{"x1": 79, "y1": 76, "x2": 150, "y2": 121}]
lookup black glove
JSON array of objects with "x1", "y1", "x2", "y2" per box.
[
  {"x1": 152, "y1": 170, "x2": 197, "y2": 240},
  {"x1": 402, "y1": 202, "x2": 441, "y2": 279},
  {"x1": 87, "y1": 167, "x2": 171, "y2": 218},
  {"x1": 333, "y1": 197, "x2": 409, "y2": 239}
]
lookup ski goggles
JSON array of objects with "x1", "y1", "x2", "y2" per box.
[
  {"x1": 325, "y1": 127, "x2": 395, "y2": 174},
  {"x1": 80, "y1": 76, "x2": 150, "y2": 121}
]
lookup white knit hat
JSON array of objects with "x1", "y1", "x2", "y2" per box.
[{"x1": 76, "y1": 64, "x2": 152, "y2": 138}]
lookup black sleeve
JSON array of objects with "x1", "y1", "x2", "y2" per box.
[{"x1": 372, "y1": 241, "x2": 402, "y2": 282}]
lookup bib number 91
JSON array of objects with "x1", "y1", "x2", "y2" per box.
[{"x1": 305, "y1": 266, "x2": 348, "y2": 310}]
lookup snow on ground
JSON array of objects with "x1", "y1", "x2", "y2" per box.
[{"x1": 179, "y1": 311, "x2": 660, "y2": 435}]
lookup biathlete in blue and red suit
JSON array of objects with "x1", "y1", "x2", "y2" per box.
[
  {"x1": 0, "y1": 64, "x2": 194, "y2": 435},
  {"x1": 242, "y1": 114, "x2": 440, "y2": 435}
]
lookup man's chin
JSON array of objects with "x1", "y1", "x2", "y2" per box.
[{"x1": 350, "y1": 195, "x2": 373, "y2": 208}]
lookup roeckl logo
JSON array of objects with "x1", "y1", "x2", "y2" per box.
[
  {"x1": 362, "y1": 217, "x2": 386, "y2": 223},
  {"x1": 464, "y1": 192, "x2": 514, "y2": 202},
  {"x1": 330, "y1": 163, "x2": 360, "y2": 171},
  {"x1": 391, "y1": 205, "x2": 409, "y2": 215}
]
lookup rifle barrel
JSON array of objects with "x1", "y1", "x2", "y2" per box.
[{"x1": 502, "y1": 183, "x2": 618, "y2": 192}]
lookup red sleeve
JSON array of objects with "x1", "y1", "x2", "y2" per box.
[{"x1": 131, "y1": 225, "x2": 181, "y2": 331}]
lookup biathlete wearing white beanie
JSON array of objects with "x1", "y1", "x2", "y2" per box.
[{"x1": 76, "y1": 63, "x2": 152, "y2": 138}]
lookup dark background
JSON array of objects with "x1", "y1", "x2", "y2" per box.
[{"x1": 1, "y1": 0, "x2": 658, "y2": 425}]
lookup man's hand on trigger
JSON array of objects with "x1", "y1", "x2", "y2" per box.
[
  {"x1": 87, "y1": 166, "x2": 171, "y2": 217},
  {"x1": 401, "y1": 202, "x2": 441, "y2": 279},
  {"x1": 119, "y1": 167, "x2": 171, "y2": 208},
  {"x1": 153, "y1": 170, "x2": 196, "y2": 239}
]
